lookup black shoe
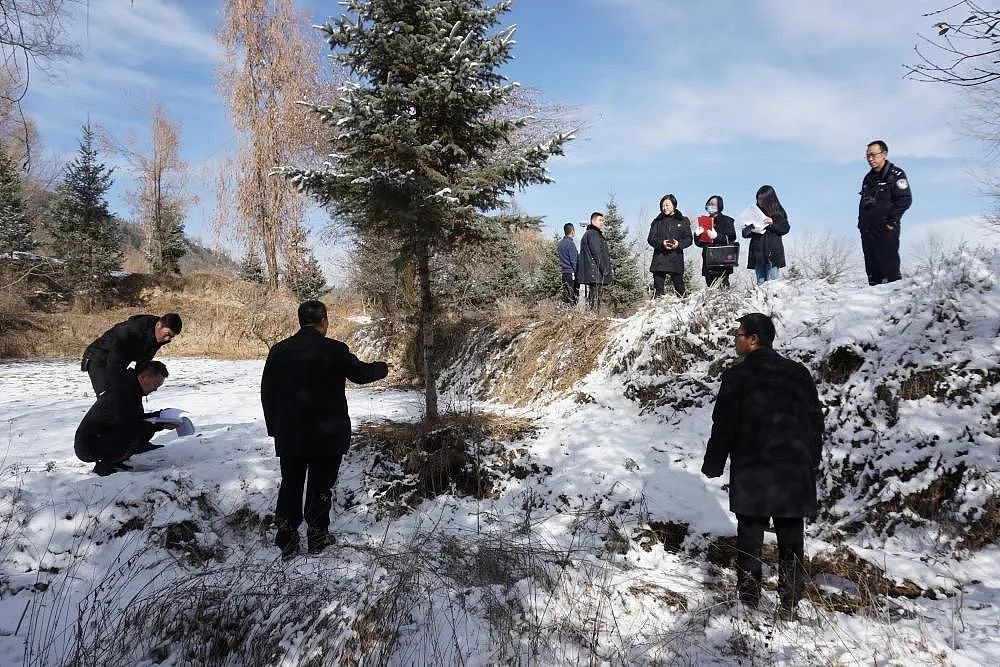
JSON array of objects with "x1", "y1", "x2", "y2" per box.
[
  {"x1": 133, "y1": 441, "x2": 164, "y2": 455},
  {"x1": 307, "y1": 532, "x2": 335, "y2": 554},
  {"x1": 275, "y1": 530, "x2": 300, "y2": 559},
  {"x1": 93, "y1": 461, "x2": 118, "y2": 476}
]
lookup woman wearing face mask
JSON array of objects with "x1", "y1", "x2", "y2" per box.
[
  {"x1": 647, "y1": 194, "x2": 693, "y2": 297},
  {"x1": 742, "y1": 185, "x2": 789, "y2": 285},
  {"x1": 694, "y1": 195, "x2": 737, "y2": 287}
]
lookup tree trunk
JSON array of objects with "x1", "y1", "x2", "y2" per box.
[{"x1": 416, "y1": 242, "x2": 439, "y2": 420}]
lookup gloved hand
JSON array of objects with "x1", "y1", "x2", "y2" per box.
[
  {"x1": 707, "y1": 228, "x2": 718, "y2": 240},
  {"x1": 694, "y1": 226, "x2": 704, "y2": 236}
]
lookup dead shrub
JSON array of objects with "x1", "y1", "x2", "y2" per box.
[
  {"x1": 899, "y1": 366, "x2": 949, "y2": 400},
  {"x1": 354, "y1": 412, "x2": 537, "y2": 514},
  {"x1": 958, "y1": 494, "x2": 1000, "y2": 550},
  {"x1": 818, "y1": 346, "x2": 864, "y2": 384}
]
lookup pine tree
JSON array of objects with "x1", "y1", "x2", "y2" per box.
[
  {"x1": 283, "y1": 0, "x2": 572, "y2": 419},
  {"x1": 146, "y1": 201, "x2": 187, "y2": 274},
  {"x1": 602, "y1": 196, "x2": 644, "y2": 313},
  {"x1": 0, "y1": 148, "x2": 33, "y2": 255},
  {"x1": 47, "y1": 125, "x2": 122, "y2": 289},
  {"x1": 239, "y1": 249, "x2": 266, "y2": 283},
  {"x1": 533, "y1": 235, "x2": 565, "y2": 303},
  {"x1": 283, "y1": 224, "x2": 327, "y2": 300}
]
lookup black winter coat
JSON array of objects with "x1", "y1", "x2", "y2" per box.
[
  {"x1": 702, "y1": 348, "x2": 824, "y2": 518},
  {"x1": 261, "y1": 327, "x2": 388, "y2": 458},
  {"x1": 858, "y1": 161, "x2": 912, "y2": 238},
  {"x1": 577, "y1": 224, "x2": 613, "y2": 285},
  {"x1": 647, "y1": 213, "x2": 693, "y2": 274},
  {"x1": 75, "y1": 368, "x2": 161, "y2": 462},
  {"x1": 693, "y1": 214, "x2": 737, "y2": 277},
  {"x1": 741, "y1": 211, "x2": 788, "y2": 270},
  {"x1": 84, "y1": 315, "x2": 165, "y2": 374}
]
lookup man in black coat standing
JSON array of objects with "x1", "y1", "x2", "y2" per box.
[
  {"x1": 261, "y1": 300, "x2": 389, "y2": 557},
  {"x1": 701, "y1": 313, "x2": 824, "y2": 620},
  {"x1": 75, "y1": 360, "x2": 177, "y2": 476},
  {"x1": 577, "y1": 211, "x2": 614, "y2": 311},
  {"x1": 82, "y1": 313, "x2": 182, "y2": 395}
]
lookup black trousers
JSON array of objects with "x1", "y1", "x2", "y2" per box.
[
  {"x1": 86, "y1": 362, "x2": 111, "y2": 396},
  {"x1": 275, "y1": 455, "x2": 344, "y2": 541},
  {"x1": 861, "y1": 232, "x2": 901, "y2": 285},
  {"x1": 583, "y1": 283, "x2": 603, "y2": 310},
  {"x1": 652, "y1": 271, "x2": 685, "y2": 297},
  {"x1": 561, "y1": 272, "x2": 579, "y2": 304},
  {"x1": 74, "y1": 422, "x2": 159, "y2": 463},
  {"x1": 735, "y1": 514, "x2": 806, "y2": 605}
]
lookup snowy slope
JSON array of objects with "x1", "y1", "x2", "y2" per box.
[{"x1": 1, "y1": 248, "x2": 998, "y2": 665}]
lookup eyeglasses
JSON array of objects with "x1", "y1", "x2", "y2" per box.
[
  {"x1": 865, "y1": 151, "x2": 884, "y2": 159},
  {"x1": 734, "y1": 332, "x2": 749, "y2": 339}
]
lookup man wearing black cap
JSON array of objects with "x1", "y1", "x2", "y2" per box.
[
  {"x1": 701, "y1": 312, "x2": 824, "y2": 621},
  {"x1": 82, "y1": 313, "x2": 183, "y2": 395}
]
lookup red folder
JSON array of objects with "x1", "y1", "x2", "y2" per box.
[{"x1": 697, "y1": 216, "x2": 714, "y2": 243}]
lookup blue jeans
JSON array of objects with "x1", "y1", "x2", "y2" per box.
[{"x1": 755, "y1": 266, "x2": 780, "y2": 285}]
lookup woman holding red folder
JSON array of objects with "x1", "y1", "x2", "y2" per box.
[{"x1": 694, "y1": 195, "x2": 737, "y2": 287}]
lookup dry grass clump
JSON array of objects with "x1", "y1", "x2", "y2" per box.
[
  {"x1": 353, "y1": 411, "x2": 538, "y2": 514},
  {"x1": 818, "y1": 345, "x2": 864, "y2": 384}
]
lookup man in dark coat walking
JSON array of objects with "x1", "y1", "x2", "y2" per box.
[
  {"x1": 702, "y1": 313, "x2": 824, "y2": 620},
  {"x1": 75, "y1": 360, "x2": 177, "y2": 476},
  {"x1": 82, "y1": 313, "x2": 183, "y2": 395},
  {"x1": 577, "y1": 212, "x2": 613, "y2": 311},
  {"x1": 859, "y1": 140, "x2": 912, "y2": 285},
  {"x1": 261, "y1": 300, "x2": 389, "y2": 557}
]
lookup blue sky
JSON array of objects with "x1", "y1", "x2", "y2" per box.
[{"x1": 22, "y1": 0, "x2": 995, "y2": 267}]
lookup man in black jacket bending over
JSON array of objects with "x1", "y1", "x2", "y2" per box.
[
  {"x1": 702, "y1": 313, "x2": 824, "y2": 621},
  {"x1": 75, "y1": 360, "x2": 177, "y2": 476},
  {"x1": 82, "y1": 313, "x2": 182, "y2": 395},
  {"x1": 261, "y1": 300, "x2": 389, "y2": 557}
]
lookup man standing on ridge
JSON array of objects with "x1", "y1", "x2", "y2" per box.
[
  {"x1": 261, "y1": 300, "x2": 389, "y2": 558},
  {"x1": 557, "y1": 222, "x2": 579, "y2": 305},
  {"x1": 702, "y1": 313, "x2": 824, "y2": 621},
  {"x1": 577, "y1": 211, "x2": 613, "y2": 311},
  {"x1": 82, "y1": 313, "x2": 182, "y2": 395},
  {"x1": 859, "y1": 139, "x2": 912, "y2": 285}
]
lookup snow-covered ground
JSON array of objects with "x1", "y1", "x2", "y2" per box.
[{"x1": 1, "y1": 248, "x2": 999, "y2": 665}]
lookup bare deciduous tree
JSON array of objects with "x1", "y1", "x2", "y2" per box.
[
  {"x1": 217, "y1": 0, "x2": 323, "y2": 287},
  {"x1": 907, "y1": 1, "x2": 1000, "y2": 86},
  {"x1": 112, "y1": 104, "x2": 190, "y2": 273}
]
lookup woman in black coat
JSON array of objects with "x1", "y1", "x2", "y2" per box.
[
  {"x1": 741, "y1": 185, "x2": 789, "y2": 285},
  {"x1": 647, "y1": 194, "x2": 693, "y2": 297},
  {"x1": 693, "y1": 194, "x2": 737, "y2": 287}
]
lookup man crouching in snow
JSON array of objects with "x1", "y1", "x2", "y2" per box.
[
  {"x1": 701, "y1": 313, "x2": 824, "y2": 621},
  {"x1": 261, "y1": 300, "x2": 389, "y2": 558},
  {"x1": 75, "y1": 360, "x2": 178, "y2": 476}
]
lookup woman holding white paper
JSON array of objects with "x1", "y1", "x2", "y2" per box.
[{"x1": 741, "y1": 185, "x2": 789, "y2": 285}]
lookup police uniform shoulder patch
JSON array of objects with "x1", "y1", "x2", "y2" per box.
[{"x1": 896, "y1": 178, "x2": 909, "y2": 190}]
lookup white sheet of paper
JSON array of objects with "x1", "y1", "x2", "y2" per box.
[
  {"x1": 738, "y1": 205, "x2": 770, "y2": 233},
  {"x1": 144, "y1": 408, "x2": 196, "y2": 437}
]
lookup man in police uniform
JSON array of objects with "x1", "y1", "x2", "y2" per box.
[{"x1": 858, "y1": 140, "x2": 912, "y2": 285}]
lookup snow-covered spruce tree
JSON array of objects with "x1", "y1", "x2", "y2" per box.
[
  {"x1": 47, "y1": 125, "x2": 122, "y2": 289},
  {"x1": 283, "y1": 224, "x2": 328, "y2": 300},
  {"x1": 602, "y1": 196, "x2": 644, "y2": 313},
  {"x1": 283, "y1": 0, "x2": 571, "y2": 419},
  {"x1": 0, "y1": 147, "x2": 34, "y2": 255}
]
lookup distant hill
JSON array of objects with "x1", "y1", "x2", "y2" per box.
[{"x1": 119, "y1": 221, "x2": 238, "y2": 275}]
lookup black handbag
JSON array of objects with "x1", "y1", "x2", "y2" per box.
[{"x1": 705, "y1": 243, "x2": 740, "y2": 268}]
